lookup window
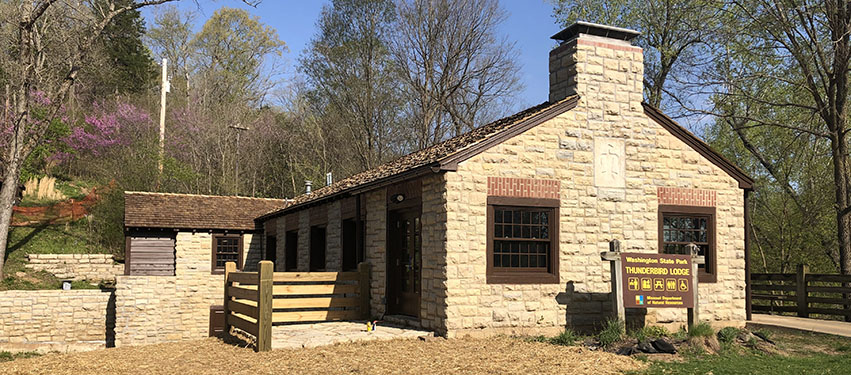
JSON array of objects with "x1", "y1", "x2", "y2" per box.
[
  {"x1": 285, "y1": 230, "x2": 298, "y2": 271},
  {"x1": 658, "y1": 205, "x2": 716, "y2": 283},
  {"x1": 487, "y1": 197, "x2": 559, "y2": 284},
  {"x1": 341, "y1": 218, "x2": 364, "y2": 271},
  {"x1": 310, "y1": 226, "x2": 326, "y2": 271},
  {"x1": 212, "y1": 234, "x2": 242, "y2": 274}
]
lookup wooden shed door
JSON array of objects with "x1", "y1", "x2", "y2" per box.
[{"x1": 387, "y1": 208, "x2": 421, "y2": 317}]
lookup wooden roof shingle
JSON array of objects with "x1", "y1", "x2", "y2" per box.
[{"x1": 124, "y1": 192, "x2": 289, "y2": 231}]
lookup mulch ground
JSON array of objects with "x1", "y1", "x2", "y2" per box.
[{"x1": 0, "y1": 336, "x2": 644, "y2": 375}]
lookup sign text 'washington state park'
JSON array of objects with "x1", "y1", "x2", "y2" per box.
[{"x1": 621, "y1": 253, "x2": 693, "y2": 308}]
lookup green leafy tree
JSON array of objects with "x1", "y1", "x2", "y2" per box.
[
  {"x1": 550, "y1": 0, "x2": 720, "y2": 108},
  {"x1": 192, "y1": 7, "x2": 287, "y2": 106}
]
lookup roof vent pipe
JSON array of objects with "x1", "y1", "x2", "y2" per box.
[
  {"x1": 305, "y1": 180, "x2": 312, "y2": 194},
  {"x1": 326, "y1": 172, "x2": 333, "y2": 186}
]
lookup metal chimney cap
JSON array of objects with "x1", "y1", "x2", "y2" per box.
[{"x1": 551, "y1": 21, "x2": 640, "y2": 44}]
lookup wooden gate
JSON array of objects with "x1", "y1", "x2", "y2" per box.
[{"x1": 223, "y1": 261, "x2": 370, "y2": 351}]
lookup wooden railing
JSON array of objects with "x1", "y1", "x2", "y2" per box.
[
  {"x1": 223, "y1": 260, "x2": 370, "y2": 352},
  {"x1": 751, "y1": 264, "x2": 851, "y2": 322}
]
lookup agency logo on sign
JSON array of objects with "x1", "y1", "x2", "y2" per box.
[{"x1": 636, "y1": 295, "x2": 645, "y2": 305}]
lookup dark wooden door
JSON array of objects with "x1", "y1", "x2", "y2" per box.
[{"x1": 387, "y1": 208, "x2": 421, "y2": 317}]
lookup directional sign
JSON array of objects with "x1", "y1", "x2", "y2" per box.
[{"x1": 620, "y1": 253, "x2": 694, "y2": 308}]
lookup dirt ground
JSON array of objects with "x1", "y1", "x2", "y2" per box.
[{"x1": 0, "y1": 336, "x2": 644, "y2": 375}]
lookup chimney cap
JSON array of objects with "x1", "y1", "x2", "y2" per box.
[{"x1": 551, "y1": 21, "x2": 640, "y2": 44}]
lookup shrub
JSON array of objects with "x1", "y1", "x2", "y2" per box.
[
  {"x1": 688, "y1": 322, "x2": 715, "y2": 338},
  {"x1": 599, "y1": 319, "x2": 625, "y2": 348},
  {"x1": 631, "y1": 325, "x2": 670, "y2": 341},
  {"x1": 717, "y1": 327, "x2": 741, "y2": 344},
  {"x1": 549, "y1": 329, "x2": 581, "y2": 346}
]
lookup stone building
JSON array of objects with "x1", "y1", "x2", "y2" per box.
[
  {"x1": 118, "y1": 192, "x2": 287, "y2": 345},
  {"x1": 255, "y1": 22, "x2": 753, "y2": 337}
]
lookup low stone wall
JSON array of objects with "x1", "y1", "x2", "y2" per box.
[
  {"x1": 26, "y1": 254, "x2": 123, "y2": 281},
  {"x1": 0, "y1": 289, "x2": 115, "y2": 352}
]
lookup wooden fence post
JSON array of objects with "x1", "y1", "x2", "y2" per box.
[
  {"x1": 796, "y1": 264, "x2": 809, "y2": 318},
  {"x1": 256, "y1": 261, "x2": 273, "y2": 352},
  {"x1": 223, "y1": 262, "x2": 236, "y2": 334},
  {"x1": 358, "y1": 262, "x2": 371, "y2": 320}
]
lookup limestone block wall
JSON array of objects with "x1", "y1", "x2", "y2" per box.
[
  {"x1": 326, "y1": 200, "x2": 343, "y2": 271},
  {"x1": 419, "y1": 173, "x2": 448, "y2": 331},
  {"x1": 114, "y1": 231, "x2": 253, "y2": 346},
  {"x1": 364, "y1": 189, "x2": 387, "y2": 318},
  {"x1": 26, "y1": 254, "x2": 123, "y2": 281},
  {"x1": 442, "y1": 36, "x2": 745, "y2": 336},
  {"x1": 0, "y1": 289, "x2": 114, "y2": 352}
]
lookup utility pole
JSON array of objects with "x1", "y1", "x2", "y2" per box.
[
  {"x1": 157, "y1": 58, "x2": 170, "y2": 184},
  {"x1": 229, "y1": 124, "x2": 249, "y2": 195}
]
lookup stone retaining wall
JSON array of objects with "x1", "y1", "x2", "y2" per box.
[
  {"x1": 26, "y1": 254, "x2": 123, "y2": 281},
  {"x1": 0, "y1": 289, "x2": 114, "y2": 352}
]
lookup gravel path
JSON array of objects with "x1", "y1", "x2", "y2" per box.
[{"x1": 0, "y1": 336, "x2": 644, "y2": 375}]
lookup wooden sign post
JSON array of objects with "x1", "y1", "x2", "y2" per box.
[{"x1": 601, "y1": 241, "x2": 705, "y2": 330}]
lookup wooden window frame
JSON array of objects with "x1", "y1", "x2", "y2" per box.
[
  {"x1": 211, "y1": 233, "x2": 243, "y2": 274},
  {"x1": 487, "y1": 196, "x2": 560, "y2": 284},
  {"x1": 657, "y1": 205, "x2": 717, "y2": 283}
]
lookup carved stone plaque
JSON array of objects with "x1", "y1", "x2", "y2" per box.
[{"x1": 594, "y1": 137, "x2": 625, "y2": 188}]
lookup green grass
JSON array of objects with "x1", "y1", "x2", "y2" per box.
[
  {"x1": 633, "y1": 328, "x2": 851, "y2": 375},
  {"x1": 717, "y1": 326, "x2": 742, "y2": 344},
  {"x1": 629, "y1": 325, "x2": 670, "y2": 342},
  {"x1": 0, "y1": 351, "x2": 41, "y2": 362},
  {"x1": 599, "y1": 319, "x2": 625, "y2": 348},
  {"x1": 2, "y1": 219, "x2": 108, "y2": 291},
  {"x1": 688, "y1": 322, "x2": 715, "y2": 338},
  {"x1": 638, "y1": 352, "x2": 851, "y2": 374}
]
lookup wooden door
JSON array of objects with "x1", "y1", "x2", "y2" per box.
[{"x1": 387, "y1": 208, "x2": 421, "y2": 317}]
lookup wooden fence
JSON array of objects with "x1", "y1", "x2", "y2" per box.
[
  {"x1": 223, "y1": 260, "x2": 370, "y2": 352},
  {"x1": 751, "y1": 264, "x2": 851, "y2": 322}
]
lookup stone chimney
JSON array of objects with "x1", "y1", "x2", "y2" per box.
[{"x1": 549, "y1": 21, "x2": 643, "y2": 114}]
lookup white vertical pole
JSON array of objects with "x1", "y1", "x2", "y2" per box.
[{"x1": 158, "y1": 58, "x2": 168, "y2": 178}]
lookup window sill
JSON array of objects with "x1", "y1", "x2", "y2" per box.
[{"x1": 487, "y1": 272, "x2": 559, "y2": 284}]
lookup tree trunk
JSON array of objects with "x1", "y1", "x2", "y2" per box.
[
  {"x1": 0, "y1": 148, "x2": 23, "y2": 280},
  {"x1": 832, "y1": 133, "x2": 851, "y2": 275}
]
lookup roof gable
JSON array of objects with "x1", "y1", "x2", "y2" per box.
[{"x1": 643, "y1": 103, "x2": 754, "y2": 189}]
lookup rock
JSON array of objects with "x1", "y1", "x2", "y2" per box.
[
  {"x1": 616, "y1": 346, "x2": 635, "y2": 356},
  {"x1": 637, "y1": 341, "x2": 658, "y2": 353},
  {"x1": 753, "y1": 331, "x2": 775, "y2": 345},
  {"x1": 736, "y1": 331, "x2": 756, "y2": 345},
  {"x1": 651, "y1": 338, "x2": 677, "y2": 354},
  {"x1": 418, "y1": 334, "x2": 445, "y2": 342}
]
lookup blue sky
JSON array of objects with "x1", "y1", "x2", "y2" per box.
[{"x1": 141, "y1": 0, "x2": 563, "y2": 109}]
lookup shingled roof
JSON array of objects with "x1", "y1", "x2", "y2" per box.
[
  {"x1": 258, "y1": 96, "x2": 581, "y2": 220},
  {"x1": 125, "y1": 192, "x2": 290, "y2": 231}
]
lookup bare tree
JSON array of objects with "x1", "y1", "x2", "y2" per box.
[
  {"x1": 392, "y1": 0, "x2": 521, "y2": 149},
  {"x1": 0, "y1": 0, "x2": 184, "y2": 278}
]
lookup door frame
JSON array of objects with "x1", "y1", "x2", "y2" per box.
[{"x1": 385, "y1": 206, "x2": 422, "y2": 318}]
